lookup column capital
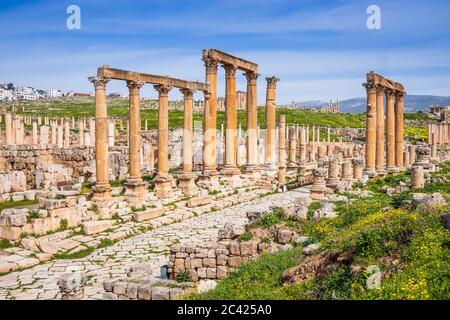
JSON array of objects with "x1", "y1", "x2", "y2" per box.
[
  {"x1": 203, "y1": 90, "x2": 211, "y2": 100},
  {"x1": 153, "y1": 84, "x2": 172, "y2": 96},
  {"x1": 395, "y1": 91, "x2": 406, "y2": 100},
  {"x1": 180, "y1": 88, "x2": 194, "y2": 99},
  {"x1": 127, "y1": 80, "x2": 145, "y2": 90},
  {"x1": 244, "y1": 71, "x2": 259, "y2": 82},
  {"x1": 88, "y1": 76, "x2": 110, "y2": 89},
  {"x1": 223, "y1": 64, "x2": 238, "y2": 78},
  {"x1": 362, "y1": 81, "x2": 377, "y2": 94},
  {"x1": 384, "y1": 88, "x2": 396, "y2": 98},
  {"x1": 266, "y1": 76, "x2": 280, "y2": 89},
  {"x1": 203, "y1": 57, "x2": 219, "y2": 73},
  {"x1": 375, "y1": 84, "x2": 385, "y2": 95}
]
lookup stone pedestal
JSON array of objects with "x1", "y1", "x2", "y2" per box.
[
  {"x1": 352, "y1": 158, "x2": 364, "y2": 181},
  {"x1": 411, "y1": 166, "x2": 424, "y2": 189},
  {"x1": 310, "y1": 168, "x2": 327, "y2": 200},
  {"x1": 125, "y1": 179, "x2": 147, "y2": 205},
  {"x1": 326, "y1": 158, "x2": 339, "y2": 189},
  {"x1": 179, "y1": 173, "x2": 198, "y2": 197},
  {"x1": 155, "y1": 174, "x2": 173, "y2": 199},
  {"x1": 197, "y1": 171, "x2": 220, "y2": 191},
  {"x1": 341, "y1": 161, "x2": 353, "y2": 183}
]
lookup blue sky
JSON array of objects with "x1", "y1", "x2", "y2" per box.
[{"x1": 1, "y1": 0, "x2": 450, "y2": 103}]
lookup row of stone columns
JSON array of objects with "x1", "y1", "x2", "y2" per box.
[
  {"x1": 428, "y1": 122, "x2": 450, "y2": 146},
  {"x1": 363, "y1": 81, "x2": 406, "y2": 176}
]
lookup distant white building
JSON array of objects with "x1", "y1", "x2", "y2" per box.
[
  {"x1": 45, "y1": 89, "x2": 63, "y2": 98},
  {"x1": 14, "y1": 86, "x2": 38, "y2": 100},
  {"x1": 0, "y1": 88, "x2": 14, "y2": 101}
]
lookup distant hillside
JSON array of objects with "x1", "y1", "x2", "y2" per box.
[{"x1": 296, "y1": 95, "x2": 450, "y2": 113}]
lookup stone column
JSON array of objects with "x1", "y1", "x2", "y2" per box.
[
  {"x1": 40, "y1": 125, "x2": 49, "y2": 145},
  {"x1": 51, "y1": 120, "x2": 57, "y2": 145},
  {"x1": 403, "y1": 149, "x2": 410, "y2": 167},
  {"x1": 88, "y1": 76, "x2": 111, "y2": 201},
  {"x1": 352, "y1": 158, "x2": 364, "y2": 181},
  {"x1": 409, "y1": 145, "x2": 416, "y2": 166},
  {"x1": 125, "y1": 80, "x2": 146, "y2": 201},
  {"x1": 326, "y1": 157, "x2": 339, "y2": 189},
  {"x1": 411, "y1": 166, "x2": 424, "y2": 189},
  {"x1": 5, "y1": 113, "x2": 13, "y2": 145},
  {"x1": 108, "y1": 120, "x2": 115, "y2": 147},
  {"x1": 342, "y1": 161, "x2": 353, "y2": 183},
  {"x1": 64, "y1": 120, "x2": 70, "y2": 147},
  {"x1": 288, "y1": 128, "x2": 297, "y2": 170},
  {"x1": 202, "y1": 57, "x2": 218, "y2": 175},
  {"x1": 154, "y1": 84, "x2": 173, "y2": 198},
  {"x1": 311, "y1": 168, "x2": 327, "y2": 200},
  {"x1": 57, "y1": 124, "x2": 64, "y2": 148},
  {"x1": 32, "y1": 121, "x2": 38, "y2": 145},
  {"x1": 395, "y1": 91, "x2": 405, "y2": 171},
  {"x1": 89, "y1": 119, "x2": 96, "y2": 146},
  {"x1": 363, "y1": 81, "x2": 377, "y2": 177},
  {"x1": 278, "y1": 115, "x2": 287, "y2": 188},
  {"x1": 299, "y1": 127, "x2": 307, "y2": 164},
  {"x1": 327, "y1": 127, "x2": 331, "y2": 142},
  {"x1": 385, "y1": 89, "x2": 397, "y2": 173},
  {"x1": 316, "y1": 126, "x2": 320, "y2": 143},
  {"x1": 221, "y1": 63, "x2": 240, "y2": 178},
  {"x1": 78, "y1": 120, "x2": 84, "y2": 146},
  {"x1": 179, "y1": 88, "x2": 198, "y2": 196},
  {"x1": 244, "y1": 71, "x2": 260, "y2": 176},
  {"x1": 375, "y1": 85, "x2": 386, "y2": 175},
  {"x1": 264, "y1": 76, "x2": 279, "y2": 172}
]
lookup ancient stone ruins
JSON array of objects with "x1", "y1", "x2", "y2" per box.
[{"x1": 0, "y1": 50, "x2": 449, "y2": 300}]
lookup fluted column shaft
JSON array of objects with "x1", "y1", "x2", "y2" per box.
[
  {"x1": 203, "y1": 58, "x2": 218, "y2": 173},
  {"x1": 363, "y1": 82, "x2": 377, "y2": 176},
  {"x1": 395, "y1": 92, "x2": 405, "y2": 170},
  {"x1": 223, "y1": 64, "x2": 238, "y2": 169},
  {"x1": 155, "y1": 84, "x2": 172, "y2": 175},
  {"x1": 181, "y1": 88, "x2": 194, "y2": 173},
  {"x1": 89, "y1": 76, "x2": 111, "y2": 198},
  {"x1": 245, "y1": 71, "x2": 259, "y2": 170},
  {"x1": 375, "y1": 86, "x2": 385, "y2": 174},
  {"x1": 265, "y1": 77, "x2": 279, "y2": 167},
  {"x1": 385, "y1": 89, "x2": 396, "y2": 171},
  {"x1": 128, "y1": 81, "x2": 144, "y2": 180}
]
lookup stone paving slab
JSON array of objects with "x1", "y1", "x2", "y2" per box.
[{"x1": 0, "y1": 188, "x2": 309, "y2": 300}]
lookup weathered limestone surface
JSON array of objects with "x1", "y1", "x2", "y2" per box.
[{"x1": 0, "y1": 188, "x2": 306, "y2": 300}]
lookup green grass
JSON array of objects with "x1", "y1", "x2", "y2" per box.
[
  {"x1": 0, "y1": 200, "x2": 39, "y2": 212},
  {"x1": 189, "y1": 247, "x2": 304, "y2": 300},
  {"x1": 190, "y1": 161, "x2": 450, "y2": 300},
  {"x1": 54, "y1": 246, "x2": 95, "y2": 259},
  {"x1": 0, "y1": 239, "x2": 14, "y2": 249}
]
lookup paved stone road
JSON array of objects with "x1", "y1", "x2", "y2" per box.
[{"x1": 0, "y1": 188, "x2": 308, "y2": 300}]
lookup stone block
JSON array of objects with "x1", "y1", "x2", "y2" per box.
[
  {"x1": 206, "y1": 268, "x2": 217, "y2": 279},
  {"x1": 216, "y1": 254, "x2": 228, "y2": 266},
  {"x1": 203, "y1": 258, "x2": 216, "y2": 268},
  {"x1": 137, "y1": 284, "x2": 152, "y2": 300},
  {"x1": 240, "y1": 241, "x2": 258, "y2": 256},
  {"x1": 0, "y1": 226, "x2": 22, "y2": 241},
  {"x1": 227, "y1": 256, "x2": 242, "y2": 267},
  {"x1": 82, "y1": 220, "x2": 115, "y2": 235},
  {"x1": 197, "y1": 268, "x2": 207, "y2": 279},
  {"x1": 151, "y1": 286, "x2": 170, "y2": 300},
  {"x1": 190, "y1": 258, "x2": 203, "y2": 269},
  {"x1": 187, "y1": 195, "x2": 213, "y2": 208},
  {"x1": 133, "y1": 208, "x2": 166, "y2": 222}
]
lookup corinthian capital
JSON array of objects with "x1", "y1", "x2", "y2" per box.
[
  {"x1": 362, "y1": 81, "x2": 377, "y2": 94},
  {"x1": 384, "y1": 88, "x2": 395, "y2": 98},
  {"x1": 126, "y1": 80, "x2": 145, "y2": 90},
  {"x1": 223, "y1": 64, "x2": 237, "y2": 78},
  {"x1": 88, "y1": 76, "x2": 110, "y2": 89},
  {"x1": 153, "y1": 84, "x2": 172, "y2": 96},
  {"x1": 203, "y1": 58, "x2": 218, "y2": 73},
  {"x1": 266, "y1": 76, "x2": 280, "y2": 89},
  {"x1": 244, "y1": 71, "x2": 259, "y2": 82},
  {"x1": 180, "y1": 88, "x2": 194, "y2": 99},
  {"x1": 395, "y1": 91, "x2": 406, "y2": 100}
]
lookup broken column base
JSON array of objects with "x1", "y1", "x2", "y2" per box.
[
  {"x1": 154, "y1": 174, "x2": 173, "y2": 199},
  {"x1": 197, "y1": 170, "x2": 220, "y2": 191},
  {"x1": 178, "y1": 173, "x2": 199, "y2": 197},
  {"x1": 221, "y1": 166, "x2": 242, "y2": 188},
  {"x1": 310, "y1": 186, "x2": 326, "y2": 200},
  {"x1": 125, "y1": 179, "x2": 148, "y2": 206},
  {"x1": 364, "y1": 167, "x2": 378, "y2": 178},
  {"x1": 243, "y1": 165, "x2": 261, "y2": 180},
  {"x1": 91, "y1": 184, "x2": 112, "y2": 202},
  {"x1": 261, "y1": 163, "x2": 278, "y2": 176},
  {"x1": 58, "y1": 272, "x2": 87, "y2": 300}
]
